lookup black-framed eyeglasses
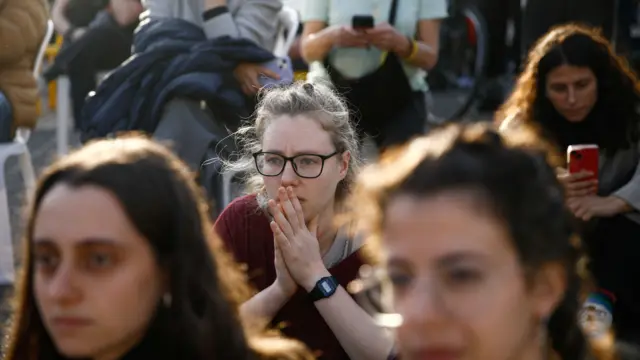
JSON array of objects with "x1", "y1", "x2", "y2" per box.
[{"x1": 253, "y1": 151, "x2": 339, "y2": 179}]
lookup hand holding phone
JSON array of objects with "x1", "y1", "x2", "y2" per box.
[
  {"x1": 333, "y1": 26, "x2": 369, "y2": 48},
  {"x1": 258, "y1": 57, "x2": 294, "y2": 89},
  {"x1": 567, "y1": 144, "x2": 599, "y2": 180},
  {"x1": 559, "y1": 144, "x2": 599, "y2": 198},
  {"x1": 352, "y1": 15, "x2": 374, "y2": 30}
]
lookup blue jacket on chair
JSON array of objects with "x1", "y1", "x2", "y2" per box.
[
  {"x1": 0, "y1": 92, "x2": 13, "y2": 143},
  {"x1": 80, "y1": 18, "x2": 275, "y2": 142}
]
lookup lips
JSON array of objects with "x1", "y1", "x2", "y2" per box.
[
  {"x1": 50, "y1": 316, "x2": 93, "y2": 331},
  {"x1": 407, "y1": 348, "x2": 462, "y2": 360}
]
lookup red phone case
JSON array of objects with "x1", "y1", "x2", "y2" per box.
[{"x1": 567, "y1": 144, "x2": 599, "y2": 180}]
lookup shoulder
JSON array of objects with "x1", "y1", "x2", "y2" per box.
[
  {"x1": 615, "y1": 341, "x2": 640, "y2": 360},
  {"x1": 418, "y1": 0, "x2": 448, "y2": 20},
  {"x1": 230, "y1": 0, "x2": 282, "y2": 12},
  {"x1": 214, "y1": 194, "x2": 272, "y2": 255},
  {"x1": 215, "y1": 194, "x2": 265, "y2": 238},
  {"x1": 218, "y1": 194, "x2": 263, "y2": 221}
]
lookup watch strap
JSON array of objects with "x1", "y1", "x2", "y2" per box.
[{"x1": 308, "y1": 276, "x2": 339, "y2": 302}]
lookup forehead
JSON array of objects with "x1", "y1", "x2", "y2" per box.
[
  {"x1": 381, "y1": 193, "x2": 513, "y2": 261},
  {"x1": 547, "y1": 65, "x2": 595, "y2": 84},
  {"x1": 33, "y1": 184, "x2": 139, "y2": 247},
  {"x1": 262, "y1": 114, "x2": 334, "y2": 153}
]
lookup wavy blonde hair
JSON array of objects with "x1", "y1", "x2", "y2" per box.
[{"x1": 225, "y1": 81, "x2": 362, "y2": 209}]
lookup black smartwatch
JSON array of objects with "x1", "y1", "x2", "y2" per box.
[{"x1": 308, "y1": 276, "x2": 339, "y2": 302}]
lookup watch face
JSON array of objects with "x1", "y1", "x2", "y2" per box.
[{"x1": 319, "y1": 278, "x2": 337, "y2": 296}]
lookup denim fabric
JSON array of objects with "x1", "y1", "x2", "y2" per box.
[{"x1": 0, "y1": 92, "x2": 12, "y2": 143}]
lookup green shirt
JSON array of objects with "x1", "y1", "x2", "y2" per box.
[{"x1": 301, "y1": 0, "x2": 448, "y2": 91}]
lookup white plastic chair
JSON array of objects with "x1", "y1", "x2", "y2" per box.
[
  {"x1": 220, "y1": 6, "x2": 299, "y2": 208},
  {"x1": 56, "y1": 70, "x2": 110, "y2": 156},
  {"x1": 0, "y1": 19, "x2": 54, "y2": 284},
  {"x1": 273, "y1": 6, "x2": 300, "y2": 58}
]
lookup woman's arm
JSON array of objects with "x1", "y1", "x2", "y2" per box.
[
  {"x1": 109, "y1": 0, "x2": 143, "y2": 26},
  {"x1": 302, "y1": 269, "x2": 394, "y2": 360},
  {"x1": 239, "y1": 283, "x2": 292, "y2": 328},
  {"x1": 401, "y1": 0, "x2": 447, "y2": 70},
  {"x1": 300, "y1": 21, "x2": 337, "y2": 63},
  {"x1": 403, "y1": 19, "x2": 441, "y2": 70},
  {"x1": 612, "y1": 155, "x2": 640, "y2": 212},
  {"x1": 51, "y1": 0, "x2": 72, "y2": 34}
]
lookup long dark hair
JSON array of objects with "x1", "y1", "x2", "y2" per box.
[
  {"x1": 497, "y1": 24, "x2": 640, "y2": 154},
  {"x1": 2, "y1": 135, "x2": 311, "y2": 360},
  {"x1": 350, "y1": 123, "x2": 601, "y2": 360}
]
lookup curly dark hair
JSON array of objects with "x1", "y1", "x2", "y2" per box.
[
  {"x1": 349, "y1": 123, "x2": 606, "y2": 360},
  {"x1": 2, "y1": 135, "x2": 313, "y2": 360},
  {"x1": 497, "y1": 24, "x2": 640, "y2": 155}
]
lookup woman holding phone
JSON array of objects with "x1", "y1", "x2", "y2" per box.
[
  {"x1": 299, "y1": 0, "x2": 447, "y2": 153},
  {"x1": 497, "y1": 24, "x2": 640, "y2": 345}
]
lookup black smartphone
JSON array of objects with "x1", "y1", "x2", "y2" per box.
[{"x1": 352, "y1": 15, "x2": 374, "y2": 30}]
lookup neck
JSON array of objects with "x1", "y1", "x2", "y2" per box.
[
  {"x1": 315, "y1": 202, "x2": 338, "y2": 256},
  {"x1": 512, "y1": 321, "x2": 557, "y2": 360},
  {"x1": 517, "y1": 341, "x2": 550, "y2": 360}
]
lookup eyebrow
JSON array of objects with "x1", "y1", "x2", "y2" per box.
[
  {"x1": 437, "y1": 251, "x2": 485, "y2": 267},
  {"x1": 550, "y1": 77, "x2": 591, "y2": 85},
  {"x1": 32, "y1": 237, "x2": 120, "y2": 247},
  {"x1": 261, "y1": 149, "x2": 333, "y2": 156},
  {"x1": 386, "y1": 251, "x2": 485, "y2": 269}
]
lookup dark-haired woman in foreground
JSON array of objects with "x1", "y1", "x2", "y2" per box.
[
  {"x1": 498, "y1": 24, "x2": 640, "y2": 344},
  {"x1": 349, "y1": 123, "x2": 639, "y2": 360},
  {"x1": 2, "y1": 135, "x2": 313, "y2": 360}
]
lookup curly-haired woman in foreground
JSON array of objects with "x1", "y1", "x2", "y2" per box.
[{"x1": 349, "y1": 122, "x2": 640, "y2": 359}]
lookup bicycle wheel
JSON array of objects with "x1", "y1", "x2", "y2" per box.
[{"x1": 427, "y1": 3, "x2": 488, "y2": 122}]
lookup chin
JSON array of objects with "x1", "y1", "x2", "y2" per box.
[
  {"x1": 561, "y1": 108, "x2": 591, "y2": 123},
  {"x1": 564, "y1": 114, "x2": 588, "y2": 123},
  {"x1": 53, "y1": 340, "x2": 100, "y2": 358}
]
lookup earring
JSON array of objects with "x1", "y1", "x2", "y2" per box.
[{"x1": 162, "y1": 293, "x2": 172, "y2": 308}]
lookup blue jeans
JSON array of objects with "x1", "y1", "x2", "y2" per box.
[{"x1": 0, "y1": 92, "x2": 12, "y2": 143}]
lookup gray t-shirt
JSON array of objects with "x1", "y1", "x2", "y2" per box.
[
  {"x1": 141, "y1": 0, "x2": 282, "y2": 51},
  {"x1": 322, "y1": 226, "x2": 364, "y2": 268}
]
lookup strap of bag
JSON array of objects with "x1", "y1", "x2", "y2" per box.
[{"x1": 388, "y1": 0, "x2": 399, "y2": 25}]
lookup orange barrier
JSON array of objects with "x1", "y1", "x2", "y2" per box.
[{"x1": 44, "y1": 34, "x2": 63, "y2": 110}]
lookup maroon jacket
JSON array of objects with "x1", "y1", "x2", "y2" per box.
[{"x1": 214, "y1": 194, "x2": 364, "y2": 360}]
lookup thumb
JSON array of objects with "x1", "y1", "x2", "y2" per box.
[
  {"x1": 260, "y1": 67, "x2": 280, "y2": 80},
  {"x1": 308, "y1": 215, "x2": 320, "y2": 237}
]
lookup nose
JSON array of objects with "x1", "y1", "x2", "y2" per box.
[
  {"x1": 280, "y1": 161, "x2": 299, "y2": 187},
  {"x1": 47, "y1": 264, "x2": 81, "y2": 306},
  {"x1": 567, "y1": 86, "x2": 576, "y2": 105},
  {"x1": 398, "y1": 280, "x2": 448, "y2": 330}
]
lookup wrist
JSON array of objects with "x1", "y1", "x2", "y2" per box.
[
  {"x1": 268, "y1": 281, "x2": 294, "y2": 304},
  {"x1": 204, "y1": 0, "x2": 226, "y2": 10},
  {"x1": 325, "y1": 25, "x2": 342, "y2": 47},
  {"x1": 395, "y1": 35, "x2": 412, "y2": 57},
  {"x1": 608, "y1": 196, "x2": 632, "y2": 213},
  {"x1": 302, "y1": 265, "x2": 331, "y2": 292}
]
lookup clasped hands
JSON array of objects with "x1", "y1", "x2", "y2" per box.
[
  {"x1": 557, "y1": 169, "x2": 629, "y2": 221},
  {"x1": 269, "y1": 187, "x2": 330, "y2": 298},
  {"x1": 333, "y1": 22, "x2": 410, "y2": 54}
]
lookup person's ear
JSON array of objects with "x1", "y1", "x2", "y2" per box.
[
  {"x1": 339, "y1": 151, "x2": 351, "y2": 180},
  {"x1": 530, "y1": 262, "x2": 567, "y2": 320}
]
